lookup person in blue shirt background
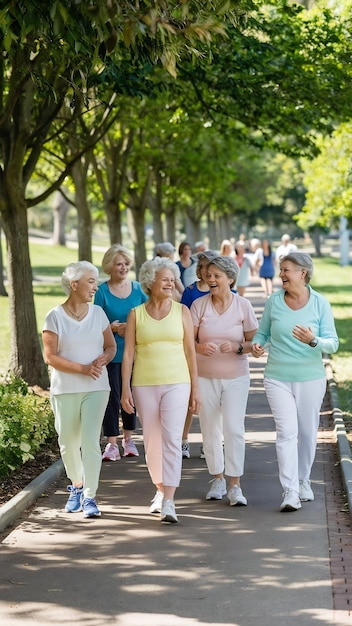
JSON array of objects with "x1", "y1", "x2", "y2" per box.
[
  {"x1": 252, "y1": 252, "x2": 338, "y2": 513},
  {"x1": 95, "y1": 244, "x2": 147, "y2": 461}
]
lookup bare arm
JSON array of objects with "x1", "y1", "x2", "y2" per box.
[
  {"x1": 121, "y1": 309, "x2": 137, "y2": 413},
  {"x1": 182, "y1": 306, "x2": 201, "y2": 415}
]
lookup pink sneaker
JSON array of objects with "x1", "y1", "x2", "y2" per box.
[
  {"x1": 122, "y1": 438, "x2": 139, "y2": 457},
  {"x1": 102, "y1": 442, "x2": 121, "y2": 461}
]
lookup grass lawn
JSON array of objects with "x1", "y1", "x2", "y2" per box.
[{"x1": 1, "y1": 244, "x2": 351, "y2": 424}]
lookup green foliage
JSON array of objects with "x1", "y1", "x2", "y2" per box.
[{"x1": 0, "y1": 376, "x2": 56, "y2": 478}]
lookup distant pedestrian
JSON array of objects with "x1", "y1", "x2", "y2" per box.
[
  {"x1": 259, "y1": 239, "x2": 275, "y2": 297},
  {"x1": 176, "y1": 241, "x2": 197, "y2": 287},
  {"x1": 252, "y1": 252, "x2": 339, "y2": 512},
  {"x1": 121, "y1": 257, "x2": 200, "y2": 523},
  {"x1": 42, "y1": 261, "x2": 116, "y2": 518},
  {"x1": 275, "y1": 234, "x2": 297, "y2": 264}
]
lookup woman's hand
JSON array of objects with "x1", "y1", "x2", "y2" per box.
[
  {"x1": 189, "y1": 387, "x2": 201, "y2": 416},
  {"x1": 121, "y1": 391, "x2": 135, "y2": 413},
  {"x1": 197, "y1": 342, "x2": 218, "y2": 357},
  {"x1": 252, "y1": 342, "x2": 265, "y2": 358},
  {"x1": 219, "y1": 341, "x2": 234, "y2": 353}
]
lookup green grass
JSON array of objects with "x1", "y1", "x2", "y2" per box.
[
  {"x1": 310, "y1": 256, "x2": 352, "y2": 425},
  {"x1": 1, "y1": 245, "x2": 351, "y2": 424}
]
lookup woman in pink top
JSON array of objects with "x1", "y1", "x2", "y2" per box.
[{"x1": 190, "y1": 256, "x2": 258, "y2": 506}]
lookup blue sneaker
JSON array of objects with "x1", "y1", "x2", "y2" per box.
[
  {"x1": 82, "y1": 498, "x2": 101, "y2": 518},
  {"x1": 65, "y1": 485, "x2": 83, "y2": 513}
]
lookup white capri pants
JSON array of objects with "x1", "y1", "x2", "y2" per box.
[
  {"x1": 264, "y1": 377, "x2": 326, "y2": 493},
  {"x1": 51, "y1": 390, "x2": 109, "y2": 500},
  {"x1": 133, "y1": 383, "x2": 190, "y2": 488},
  {"x1": 198, "y1": 375, "x2": 250, "y2": 478}
]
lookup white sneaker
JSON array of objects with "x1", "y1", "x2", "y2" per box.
[
  {"x1": 102, "y1": 442, "x2": 121, "y2": 461},
  {"x1": 182, "y1": 441, "x2": 191, "y2": 459},
  {"x1": 280, "y1": 489, "x2": 302, "y2": 512},
  {"x1": 122, "y1": 438, "x2": 139, "y2": 457},
  {"x1": 206, "y1": 478, "x2": 227, "y2": 500},
  {"x1": 299, "y1": 479, "x2": 314, "y2": 501},
  {"x1": 149, "y1": 490, "x2": 163, "y2": 514},
  {"x1": 161, "y1": 499, "x2": 178, "y2": 523},
  {"x1": 227, "y1": 485, "x2": 247, "y2": 506}
]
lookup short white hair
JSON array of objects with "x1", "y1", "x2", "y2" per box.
[
  {"x1": 61, "y1": 261, "x2": 98, "y2": 295},
  {"x1": 139, "y1": 257, "x2": 180, "y2": 295}
]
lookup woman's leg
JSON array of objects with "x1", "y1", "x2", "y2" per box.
[
  {"x1": 198, "y1": 377, "x2": 224, "y2": 476},
  {"x1": 264, "y1": 378, "x2": 299, "y2": 493},
  {"x1": 159, "y1": 383, "x2": 190, "y2": 496},
  {"x1": 103, "y1": 362, "x2": 120, "y2": 442},
  {"x1": 133, "y1": 386, "x2": 163, "y2": 487},
  {"x1": 294, "y1": 377, "x2": 326, "y2": 482},
  {"x1": 222, "y1": 375, "x2": 250, "y2": 486},
  {"x1": 51, "y1": 393, "x2": 84, "y2": 487},
  {"x1": 80, "y1": 390, "x2": 110, "y2": 499}
]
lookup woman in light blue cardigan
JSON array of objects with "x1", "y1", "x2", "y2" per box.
[{"x1": 252, "y1": 252, "x2": 338, "y2": 512}]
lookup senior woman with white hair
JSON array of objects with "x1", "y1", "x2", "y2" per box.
[
  {"x1": 252, "y1": 252, "x2": 338, "y2": 512},
  {"x1": 42, "y1": 261, "x2": 116, "y2": 518},
  {"x1": 190, "y1": 255, "x2": 258, "y2": 506},
  {"x1": 121, "y1": 257, "x2": 200, "y2": 523}
]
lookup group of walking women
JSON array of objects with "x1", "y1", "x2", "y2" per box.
[{"x1": 42, "y1": 242, "x2": 338, "y2": 523}]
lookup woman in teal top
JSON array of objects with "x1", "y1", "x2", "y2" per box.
[
  {"x1": 252, "y1": 252, "x2": 338, "y2": 513},
  {"x1": 94, "y1": 244, "x2": 147, "y2": 461}
]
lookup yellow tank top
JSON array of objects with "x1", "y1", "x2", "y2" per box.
[{"x1": 132, "y1": 301, "x2": 190, "y2": 386}]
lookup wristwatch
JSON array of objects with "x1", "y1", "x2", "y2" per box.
[
  {"x1": 237, "y1": 343, "x2": 244, "y2": 355},
  {"x1": 309, "y1": 337, "x2": 319, "y2": 347}
]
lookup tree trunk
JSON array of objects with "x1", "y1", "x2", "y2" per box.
[
  {"x1": 71, "y1": 160, "x2": 92, "y2": 261},
  {"x1": 152, "y1": 171, "x2": 164, "y2": 244},
  {"x1": 0, "y1": 223, "x2": 8, "y2": 296},
  {"x1": 311, "y1": 225, "x2": 322, "y2": 257},
  {"x1": 52, "y1": 191, "x2": 69, "y2": 246},
  {"x1": 207, "y1": 213, "x2": 218, "y2": 250},
  {"x1": 1, "y1": 198, "x2": 49, "y2": 387},
  {"x1": 129, "y1": 205, "x2": 146, "y2": 275}
]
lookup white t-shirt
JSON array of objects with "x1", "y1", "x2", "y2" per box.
[{"x1": 43, "y1": 304, "x2": 111, "y2": 395}]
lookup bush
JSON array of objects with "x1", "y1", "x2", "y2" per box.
[{"x1": 0, "y1": 376, "x2": 56, "y2": 477}]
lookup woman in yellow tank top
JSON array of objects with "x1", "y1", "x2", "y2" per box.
[{"x1": 121, "y1": 257, "x2": 200, "y2": 523}]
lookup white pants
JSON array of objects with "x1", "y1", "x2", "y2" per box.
[
  {"x1": 133, "y1": 384, "x2": 190, "y2": 488},
  {"x1": 264, "y1": 377, "x2": 326, "y2": 493},
  {"x1": 198, "y1": 376, "x2": 250, "y2": 477},
  {"x1": 51, "y1": 391, "x2": 109, "y2": 500}
]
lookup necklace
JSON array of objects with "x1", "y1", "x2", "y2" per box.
[{"x1": 64, "y1": 303, "x2": 87, "y2": 320}]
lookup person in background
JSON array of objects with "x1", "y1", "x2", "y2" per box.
[
  {"x1": 191, "y1": 256, "x2": 258, "y2": 506},
  {"x1": 275, "y1": 233, "x2": 298, "y2": 264},
  {"x1": 94, "y1": 244, "x2": 147, "y2": 461},
  {"x1": 121, "y1": 257, "x2": 200, "y2": 523},
  {"x1": 176, "y1": 241, "x2": 196, "y2": 287},
  {"x1": 180, "y1": 249, "x2": 219, "y2": 459},
  {"x1": 252, "y1": 252, "x2": 338, "y2": 512},
  {"x1": 250, "y1": 238, "x2": 263, "y2": 275},
  {"x1": 154, "y1": 242, "x2": 184, "y2": 301},
  {"x1": 234, "y1": 240, "x2": 252, "y2": 296},
  {"x1": 42, "y1": 261, "x2": 116, "y2": 518},
  {"x1": 219, "y1": 239, "x2": 235, "y2": 257},
  {"x1": 259, "y1": 239, "x2": 275, "y2": 297}
]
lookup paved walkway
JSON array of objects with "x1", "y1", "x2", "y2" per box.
[{"x1": 0, "y1": 279, "x2": 351, "y2": 626}]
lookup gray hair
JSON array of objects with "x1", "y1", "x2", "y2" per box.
[
  {"x1": 195, "y1": 250, "x2": 219, "y2": 279},
  {"x1": 139, "y1": 257, "x2": 180, "y2": 295},
  {"x1": 281, "y1": 252, "x2": 314, "y2": 284},
  {"x1": 207, "y1": 255, "x2": 240, "y2": 288},
  {"x1": 154, "y1": 242, "x2": 175, "y2": 258},
  {"x1": 61, "y1": 261, "x2": 99, "y2": 295}
]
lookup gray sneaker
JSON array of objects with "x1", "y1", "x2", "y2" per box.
[
  {"x1": 161, "y1": 499, "x2": 178, "y2": 523},
  {"x1": 299, "y1": 479, "x2": 314, "y2": 501},
  {"x1": 227, "y1": 485, "x2": 247, "y2": 506},
  {"x1": 206, "y1": 478, "x2": 227, "y2": 500}
]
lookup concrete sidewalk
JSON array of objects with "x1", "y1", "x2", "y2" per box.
[{"x1": 0, "y1": 279, "x2": 350, "y2": 626}]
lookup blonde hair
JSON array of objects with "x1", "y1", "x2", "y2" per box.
[{"x1": 101, "y1": 244, "x2": 133, "y2": 275}]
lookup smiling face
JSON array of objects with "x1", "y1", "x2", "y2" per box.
[
  {"x1": 206, "y1": 264, "x2": 232, "y2": 294},
  {"x1": 72, "y1": 270, "x2": 98, "y2": 301},
  {"x1": 150, "y1": 268, "x2": 176, "y2": 299},
  {"x1": 110, "y1": 253, "x2": 131, "y2": 281},
  {"x1": 279, "y1": 260, "x2": 306, "y2": 291}
]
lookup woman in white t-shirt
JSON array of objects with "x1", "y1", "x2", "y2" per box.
[
  {"x1": 42, "y1": 261, "x2": 116, "y2": 519},
  {"x1": 190, "y1": 256, "x2": 258, "y2": 506}
]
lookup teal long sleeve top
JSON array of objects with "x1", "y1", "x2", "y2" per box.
[{"x1": 252, "y1": 285, "x2": 339, "y2": 382}]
